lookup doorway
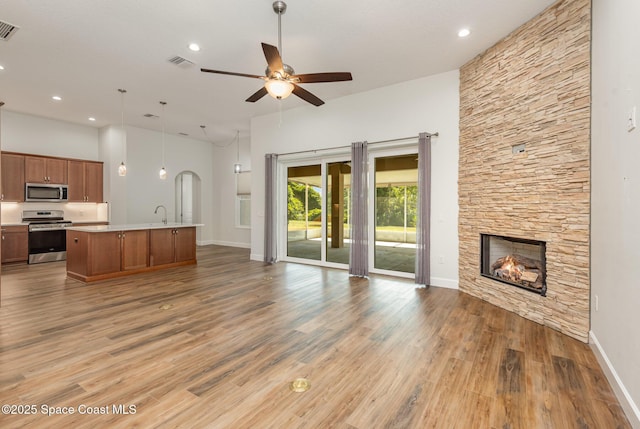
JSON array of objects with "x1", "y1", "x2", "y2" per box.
[
  {"x1": 175, "y1": 171, "x2": 201, "y2": 225},
  {"x1": 284, "y1": 158, "x2": 350, "y2": 267},
  {"x1": 369, "y1": 151, "x2": 418, "y2": 277}
]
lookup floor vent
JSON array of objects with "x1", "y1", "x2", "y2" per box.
[
  {"x1": 168, "y1": 56, "x2": 194, "y2": 67},
  {"x1": 0, "y1": 20, "x2": 19, "y2": 41}
]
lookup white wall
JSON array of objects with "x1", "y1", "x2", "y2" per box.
[
  {"x1": 250, "y1": 69, "x2": 460, "y2": 288},
  {"x1": 114, "y1": 126, "x2": 215, "y2": 245},
  {"x1": 1, "y1": 111, "x2": 99, "y2": 160},
  {"x1": 210, "y1": 134, "x2": 252, "y2": 248},
  {"x1": 591, "y1": 0, "x2": 640, "y2": 425}
]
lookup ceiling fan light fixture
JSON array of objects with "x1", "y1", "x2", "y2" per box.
[{"x1": 265, "y1": 78, "x2": 294, "y2": 99}]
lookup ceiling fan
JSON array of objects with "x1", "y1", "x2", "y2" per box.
[{"x1": 200, "y1": 1, "x2": 352, "y2": 107}]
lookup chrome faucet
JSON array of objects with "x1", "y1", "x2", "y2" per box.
[{"x1": 154, "y1": 205, "x2": 167, "y2": 225}]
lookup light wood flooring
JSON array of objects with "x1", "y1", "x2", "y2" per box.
[{"x1": 0, "y1": 245, "x2": 631, "y2": 428}]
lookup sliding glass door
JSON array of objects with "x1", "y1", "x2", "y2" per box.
[
  {"x1": 326, "y1": 161, "x2": 351, "y2": 264},
  {"x1": 370, "y1": 152, "x2": 418, "y2": 275},
  {"x1": 282, "y1": 146, "x2": 420, "y2": 277},
  {"x1": 287, "y1": 164, "x2": 322, "y2": 261},
  {"x1": 284, "y1": 158, "x2": 350, "y2": 267}
]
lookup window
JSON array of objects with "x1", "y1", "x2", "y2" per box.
[{"x1": 236, "y1": 171, "x2": 251, "y2": 228}]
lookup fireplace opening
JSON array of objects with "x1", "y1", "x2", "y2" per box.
[{"x1": 480, "y1": 234, "x2": 546, "y2": 296}]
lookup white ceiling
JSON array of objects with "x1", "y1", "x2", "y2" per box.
[{"x1": 0, "y1": 0, "x2": 556, "y2": 142}]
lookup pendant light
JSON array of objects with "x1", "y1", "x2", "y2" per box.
[
  {"x1": 159, "y1": 101, "x2": 167, "y2": 180},
  {"x1": 233, "y1": 130, "x2": 241, "y2": 174},
  {"x1": 118, "y1": 89, "x2": 127, "y2": 176}
]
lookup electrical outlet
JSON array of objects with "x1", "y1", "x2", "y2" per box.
[
  {"x1": 628, "y1": 106, "x2": 636, "y2": 132},
  {"x1": 438, "y1": 255, "x2": 444, "y2": 264}
]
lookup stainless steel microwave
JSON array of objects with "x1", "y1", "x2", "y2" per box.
[{"x1": 25, "y1": 183, "x2": 69, "y2": 202}]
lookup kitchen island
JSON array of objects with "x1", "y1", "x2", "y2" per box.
[{"x1": 66, "y1": 223, "x2": 201, "y2": 282}]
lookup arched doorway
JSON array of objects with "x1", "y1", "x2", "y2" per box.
[{"x1": 175, "y1": 171, "x2": 201, "y2": 225}]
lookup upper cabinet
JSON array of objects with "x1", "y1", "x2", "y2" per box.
[
  {"x1": 1, "y1": 153, "x2": 25, "y2": 202},
  {"x1": 68, "y1": 160, "x2": 103, "y2": 203},
  {"x1": 25, "y1": 156, "x2": 68, "y2": 184}
]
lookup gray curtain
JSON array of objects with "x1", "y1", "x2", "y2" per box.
[
  {"x1": 349, "y1": 141, "x2": 368, "y2": 277},
  {"x1": 264, "y1": 153, "x2": 278, "y2": 264},
  {"x1": 415, "y1": 133, "x2": 432, "y2": 285}
]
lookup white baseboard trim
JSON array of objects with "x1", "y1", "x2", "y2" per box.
[
  {"x1": 250, "y1": 253, "x2": 264, "y2": 262},
  {"x1": 589, "y1": 331, "x2": 640, "y2": 428},
  {"x1": 430, "y1": 277, "x2": 459, "y2": 289},
  {"x1": 209, "y1": 240, "x2": 251, "y2": 249},
  {"x1": 197, "y1": 240, "x2": 215, "y2": 246}
]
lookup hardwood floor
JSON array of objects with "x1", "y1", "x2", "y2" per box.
[{"x1": 0, "y1": 245, "x2": 630, "y2": 428}]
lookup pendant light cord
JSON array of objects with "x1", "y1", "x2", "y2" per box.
[
  {"x1": 235, "y1": 130, "x2": 240, "y2": 163},
  {"x1": 160, "y1": 101, "x2": 167, "y2": 166},
  {"x1": 119, "y1": 89, "x2": 127, "y2": 162}
]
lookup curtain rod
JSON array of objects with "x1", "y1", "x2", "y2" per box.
[{"x1": 276, "y1": 132, "x2": 439, "y2": 157}]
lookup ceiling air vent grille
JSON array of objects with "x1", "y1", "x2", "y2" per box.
[
  {"x1": 168, "y1": 56, "x2": 194, "y2": 67},
  {"x1": 0, "y1": 20, "x2": 19, "y2": 41},
  {"x1": 143, "y1": 113, "x2": 159, "y2": 118}
]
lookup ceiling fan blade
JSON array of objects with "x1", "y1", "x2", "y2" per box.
[
  {"x1": 292, "y1": 84, "x2": 324, "y2": 106},
  {"x1": 292, "y1": 72, "x2": 353, "y2": 83},
  {"x1": 200, "y1": 68, "x2": 264, "y2": 79},
  {"x1": 246, "y1": 87, "x2": 269, "y2": 103},
  {"x1": 261, "y1": 43, "x2": 284, "y2": 75}
]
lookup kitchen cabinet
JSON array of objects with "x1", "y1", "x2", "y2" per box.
[
  {"x1": 66, "y1": 225, "x2": 196, "y2": 282},
  {"x1": 1, "y1": 153, "x2": 25, "y2": 201},
  {"x1": 149, "y1": 227, "x2": 196, "y2": 266},
  {"x1": 66, "y1": 229, "x2": 149, "y2": 278},
  {"x1": 25, "y1": 155, "x2": 67, "y2": 184},
  {"x1": 68, "y1": 160, "x2": 103, "y2": 202},
  {"x1": 1, "y1": 225, "x2": 29, "y2": 264}
]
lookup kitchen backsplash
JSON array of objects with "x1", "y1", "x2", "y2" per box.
[{"x1": 1, "y1": 202, "x2": 109, "y2": 224}]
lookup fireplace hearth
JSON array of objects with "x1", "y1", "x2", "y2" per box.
[{"x1": 480, "y1": 234, "x2": 546, "y2": 296}]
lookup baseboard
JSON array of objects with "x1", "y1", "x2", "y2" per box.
[
  {"x1": 197, "y1": 240, "x2": 215, "y2": 246},
  {"x1": 430, "y1": 276, "x2": 459, "y2": 289},
  {"x1": 209, "y1": 240, "x2": 251, "y2": 249},
  {"x1": 250, "y1": 253, "x2": 264, "y2": 262},
  {"x1": 589, "y1": 331, "x2": 640, "y2": 428}
]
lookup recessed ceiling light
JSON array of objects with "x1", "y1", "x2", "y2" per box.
[
  {"x1": 52, "y1": 95, "x2": 62, "y2": 101},
  {"x1": 0, "y1": 65, "x2": 4, "y2": 70},
  {"x1": 188, "y1": 43, "x2": 200, "y2": 52},
  {"x1": 88, "y1": 117, "x2": 96, "y2": 121},
  {"x1": 458, "y1": 28, "x2": 471, "y2": 38}
]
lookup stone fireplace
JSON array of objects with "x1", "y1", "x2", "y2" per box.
[
  {"x1": 480, "y1": 234, "x2": 546, "y2": 296},
  {"x1": 458, "y1": 0, "x2": 591, "y2": 342}
]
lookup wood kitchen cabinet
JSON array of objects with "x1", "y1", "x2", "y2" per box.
[
  {"x1": 25, "y1": 155, "x2": 67, "y2": 184},
  {"x1": 67, "y1": 226, "x2": 196, "y2": 282},
  {"x1": 149, "y1": 227, "x2": 196, "y2": 266},
  {"x1": 1, "y1": 153, "x2": 25, "y2": 201},
  {"x1": 66, "y1": 229, "x2": 149, "y2": 277},
  {"x1": 1, "y1": 225, "x2": 29, "y2": 264},
  {"x1": 67, "y1": 160, "x2": 103, "y2": 202}
]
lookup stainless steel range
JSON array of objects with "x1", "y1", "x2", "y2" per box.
[{"x1": 22, "y1": 210, "x2": 72, "y2": 264}]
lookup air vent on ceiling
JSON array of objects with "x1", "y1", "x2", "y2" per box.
[
  {"x1": 0, "y1": 20, "x2": 19, "y2": 41},
  {"x1": 168, "y1": 56, "x2": 194, "y2": 67},
  {"x1": 143, "y1": 113, "x2": 159, "y2": 118},
  {"x1": 178, "y1": 132, "x2": 189, "y2": 136}
]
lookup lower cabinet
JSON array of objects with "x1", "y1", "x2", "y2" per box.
[
  {"x1": 66, "y1": 226, "x2": 196, "y2": 282},
  {"x1": 67, "y1": 229, "x2": 149, "y2": 277},
  {"x1": 1, "y1": 225, "x2": 29, "y2": 264},
  {"x1": 149, "y1": 227, "x2": 196, "y2": 266}
]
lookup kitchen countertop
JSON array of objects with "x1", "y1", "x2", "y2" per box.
[{"x1": 66, "y1": 223, "x2": 203, "y2": 233}]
